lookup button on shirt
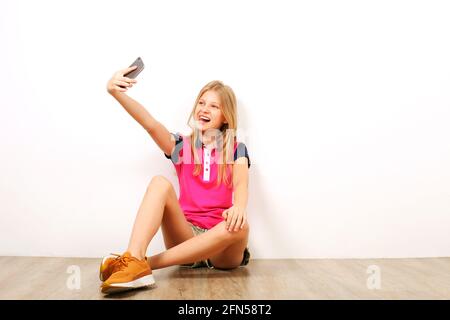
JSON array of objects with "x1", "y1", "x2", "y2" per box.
[{"x1": 203, "y1": 146, "x2": 211, "y2": 181}]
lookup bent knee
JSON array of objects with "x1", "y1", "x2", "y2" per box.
[
  {"x1": 218, "y1": 220, "x2": 250, "y2": 240},
  {"x1": 148, "y1": 175, "x2": 172, "y2": 191}
]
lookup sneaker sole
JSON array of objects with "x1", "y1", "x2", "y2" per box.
[{"x1": 101, "y1": 274, "x2": 155, "y2": 294}]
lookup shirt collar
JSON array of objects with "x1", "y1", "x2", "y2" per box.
[{"x1": 195, "y1": 136, "x2": 217, "y2": 151}]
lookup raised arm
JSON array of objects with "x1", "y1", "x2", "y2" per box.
[{"x1": 106, "y1": 66, "x2": 175, "y2": 156}]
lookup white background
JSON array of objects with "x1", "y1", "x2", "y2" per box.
[{"x1": 1, "y1": 0, "x2": 449, "y2": 259}]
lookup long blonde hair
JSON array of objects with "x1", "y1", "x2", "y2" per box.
[{"x1": 187, "y1": 80, "x2": 237, "y2": 187}]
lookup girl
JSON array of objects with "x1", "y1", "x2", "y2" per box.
[{"x1": 100, "y1": 65, "x2": 251, "y2": 294}]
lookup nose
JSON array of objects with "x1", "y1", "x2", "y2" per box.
[{"x1": 199, "y1": 105, "x2": 209, "y2": 114}]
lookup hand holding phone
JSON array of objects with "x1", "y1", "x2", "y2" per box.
[
  {"x1": 124, "y1": 57, "x2": 145, "y2": 79},
  {"x1": 118, "y1": 57, "x2": 145, "y2": 89},
  {"x1": 106, "y1": 57, "x2": 146, "y2": 94}
]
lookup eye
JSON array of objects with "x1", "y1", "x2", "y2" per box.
[
  {"x1": 199, "y1": 101, "x2": 204, "y2": 105},
  {"x1": 212, "y1": 105, "x2": 219, "y2": 109}
]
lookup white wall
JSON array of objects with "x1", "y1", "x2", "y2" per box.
[{"x1": 1, "y1": 0, "x2": 449, "y2": 259}]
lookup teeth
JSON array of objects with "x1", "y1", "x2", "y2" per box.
[{"x1": 200, "y1": 116, "x2": 210, "y2": 121}]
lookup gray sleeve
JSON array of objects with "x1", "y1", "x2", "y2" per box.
[
  {"x1": 164, "y1": 132, "x2": 184, "y2": 163},
  {"x1": 234, "y1": 142, "x2": 251, "y2": 168}
]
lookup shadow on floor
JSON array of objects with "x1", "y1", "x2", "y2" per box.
[{"x1": 163, "y1": 265, "x2": 251, "y2": 279}]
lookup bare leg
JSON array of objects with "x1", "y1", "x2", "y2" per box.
[
  {"x1": 208, "y1": 224, "x2": 250, "y2": 269},
  {"x1": 125, "y1": 175, "x2": 249, "y2": 270},
  {"x1": 148, "y1": 220, "x2": 249, "y2": 270},
  {"x1": 126, "y1": 175, "x2": 194, "y2": 260}
]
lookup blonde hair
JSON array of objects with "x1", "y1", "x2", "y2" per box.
[{"x1": 187, "y1": 80, "x2": 237, "y2": 187}]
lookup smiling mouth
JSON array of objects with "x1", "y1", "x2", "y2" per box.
[{"x1": 198, "y1": 115, "x2": 211, "y2": 124}]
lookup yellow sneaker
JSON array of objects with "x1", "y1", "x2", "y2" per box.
[{"x1": 100, "y1": 252, "x2": 155, "y2": 294}]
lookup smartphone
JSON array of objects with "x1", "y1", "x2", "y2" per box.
[
  {"x1": 119, "y1": 57, "x2": 145, "y2": 89},
  {"x1": 124, "y1": 57, "x2": 145, "y2": 79}
]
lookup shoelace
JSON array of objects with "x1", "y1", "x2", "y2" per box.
[
  {"x1": 107, "y1": 253, "x2": 133, "y2": 272},
  {"x1": 117, "y1": 256, "x2": 133, "y2": 270}
]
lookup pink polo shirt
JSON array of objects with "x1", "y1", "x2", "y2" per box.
[{"x1": 164, "y1": 132, "x2": 250, "y2": 230}]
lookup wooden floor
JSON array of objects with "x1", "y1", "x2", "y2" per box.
[{"x1": 0, "y1": 256, "x2": 449, "y2": 299}]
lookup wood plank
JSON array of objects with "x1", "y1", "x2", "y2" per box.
[{"x1": 0, "y1": 257, "x2": 448, "y2": 300}]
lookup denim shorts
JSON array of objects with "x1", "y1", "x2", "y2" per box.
[{"x1": 181, "y1": 223, "x2": 251, "y2": 269}]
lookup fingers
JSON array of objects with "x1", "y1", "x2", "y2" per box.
[
  {"x1": 222, "y1": 210, "x2": 228, "y2": 219},
  {"x1": 228, "y1": 211, "x2": 239, "y2": 232},
  {"x1": 225, "y1": 209, "x2": 232, "y2": 229},
  {"x1": 114, "y1": 80, "x2": 133, "y2": 88},
  {"x1": 107, "y1": 68, "x2": 139, "y2": 94},
  {"x1": 123, "y1": 65, "x2": 138, "y2": 73},
  {"x1": 240, "y1": 215, "x2": 247, "y2": 229},
  {"x1": 119, "y1": 77, "x2": 138, "y2": 84},
  {"x1": 223, "y1": 207, "x2": 247, "y2": 232},
  {"x1": 234, "y1": 214, "x2": 243, "y2": 231}
]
